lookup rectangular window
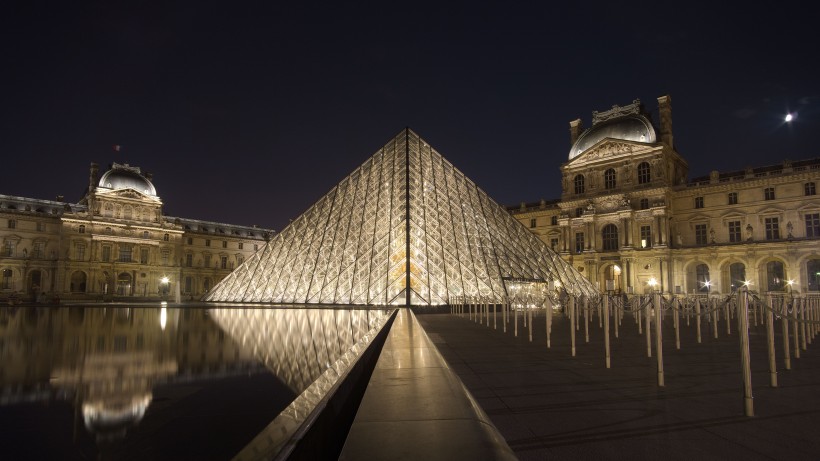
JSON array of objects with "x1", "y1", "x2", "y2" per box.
[
  {"x1": 36, "y1": 222, "x2": 45, "y2": 232},
  {"x1": 640, "y1": 226, "x2": 651, "y2": 248},
  {"x1": 76, "y1": 243, "x2": 86, "y2": 261},
  {"x1": 187, "y1": 237, "x2": 193, "y2": 245},
  {"x1": 205, "y1": 239, "x2": 211, "y2": 247},
  {"x1": 204, "y1": 254, "x2": 211, "y2": 268},
  {"x1": 575, "y1": 207, "x2": 584, "y2": 217},
  {"x1": 695, "y1": 224, "x2": 708, "y2": 245},
  {"x1": 32, "y1": 242, "x2": 45, "y2": 259},
  {"x1": 140, "y1": 248, "x2": 149, "y2": 264},
  {"x1": 161, "y1": 249, "x2": 170, "y2": 265},
  {"x1": 550, "y1": 238, "x2": 559, "y2": 251},
  {"x1": 728, "y1": 192, "x2": 737, "y2": 205},
  {"x1": 806, "y1": 182, "x2": 816, "y2": 196},
  {"x1": 694, "y1": 197, "x2": 704, "y2": 209},
  {"x1": 764, "y1": 187, "x2": 775, "y2": 200},
  {"x1": 119, "y1": 246, "x2": 131, "y2": 262},
  {"x1": 254, "y1": 244, "x2": 259, "y2": 251},
  {"x1": 806, "y1": 213, "x2": 820, "y2": 238},
  {"x1": 222, "y1": 241, "x2": 227, "y2": 248},
  {"x1": 7, "y1": 219, "x2": 16, "y2": 229},
  {"x1": 185, "y1": 254, "x2": 193, "y2": 267},
  {"x1": 551, "y1": 216, "x2": 558, "y2": 226},
  {"x1": 639, "y1": 198, "x2": 649, "y2": 210},
  {"x1": 765, "y1": 217, "x2": 780, "y2": 240},
  {"x1": 728, "y1": 221, "x2": 742, "y2": 243},
  {"x1": 529, "y1": 218, "x2": 536, "y2": 228},
  {"x1": 184, "y1": 276, "x2": 193, "y2": 294},
  {"x1": 102, "y1": 246, "x2": 111, "y2": 262},
  {"x1": 238, "y1": 242, "x2": 244, "y2": 250},
  {"x1": 2, "y1": 242, "x2": 14, "y2": 257},
  {"x1": 220, "y1": 256, "x2": 228, "y2": 269},
  {"x1": 1, "y1": 269, "x2": 12, "y2": 289},
  {"x1": 575, "y1": 232, "x2": 584, "y2": 253}
]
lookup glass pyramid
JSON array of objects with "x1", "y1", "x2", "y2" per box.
[{"x1": 205, "y1": 128, "x2": 598, "y2": 306}]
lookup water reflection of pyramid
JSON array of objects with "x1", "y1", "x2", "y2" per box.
[{"x1": 205, "y1": 129, "x2": 597, "y2": 306}]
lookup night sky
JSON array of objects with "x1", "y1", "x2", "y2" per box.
[{"x1": 2, "y1": 2, "x2": 818, "y2": 232}]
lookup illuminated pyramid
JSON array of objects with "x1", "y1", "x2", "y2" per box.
[{"x1": 205, "y1": 129, "x2": 597, "y2": 306}]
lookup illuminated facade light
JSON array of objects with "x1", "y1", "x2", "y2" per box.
[{"x1": 205, "y1": 129, "x2": 598, "y2": 306}]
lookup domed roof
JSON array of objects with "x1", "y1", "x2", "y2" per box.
[
  {"x1": 98, "y1": 163, "x2": 157, "y2": 196},
  {"x1": 569, "y1": 113, "x2": 657, "y2": 160}
]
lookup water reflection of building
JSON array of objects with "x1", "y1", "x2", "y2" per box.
[
  {"x1": 510, "y1": 96, "x2": 820, "y2": 295},
  {"x1": 0, "y1": 306, "x2": 261, "y2": 440},
  {"x1": 0, "y1": 162, "x2": 273, "y2": 302}
]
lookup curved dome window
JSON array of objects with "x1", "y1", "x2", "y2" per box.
[{"x1": 574, "y1": 174, "x2": 585, "y2": 195}]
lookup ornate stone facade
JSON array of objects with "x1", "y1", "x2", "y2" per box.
[
  {"x1": 512, "y1": 95, "x2": 820, "y2": 295},
  {"x1": 1, "y1": 162, "x2": 272, "y2": 302}
]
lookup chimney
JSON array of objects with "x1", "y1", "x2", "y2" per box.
[
  {"x1": 569, "y1": 119, "x2": 583, "y2": 146},
  {"x1": 657, "y1": 95, "x2": 673, "y2": 148},
  {"x1": 89, "y1": 162, "x2": 99, "y2": 190}
]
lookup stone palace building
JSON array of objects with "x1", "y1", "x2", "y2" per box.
[
  {"x1": 509, "y1": 96, "x2": 820, "y2": 296},
  {"x1": 1, "y1": 162, "x2": 272, "y2": 302}
]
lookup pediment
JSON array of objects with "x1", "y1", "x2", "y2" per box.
[
  {"x1": 567, "y1": 138, "x2": 655, "y2": 167},
  {"x1": 97, "y1": 188, "x2": 160, "y2": 203}
]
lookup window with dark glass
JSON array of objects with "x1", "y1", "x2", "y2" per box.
[
  {"x1": 222, "y1": 241, "x2": 227, "y2": 248},
  {"x1": 728, "y1": 221, "x2": 741, "y2": 243},
  {"x1": 220, "y1": 256, "x2": 228, "y2": 269},
  {"x1": 575, "y1": 207, "x2": 584, "y2": 217},
  {"x1": 696, "y1": 264, "x2": 710, "y2": 292},
  {"x1": 694, "y1": 196, "x2": 704, "y2": 209},
  {"x1": 728, "y1": 192, "x2": 738, "y2": 205},
  {"x1": 604, "y1": 168, "x2": 616, "y2": 189},
  {"x1": 1, "y1": 269, "x2": 12, "y2": 289},
  {"x1": 695, "y1": 224, "x2": 708, "y2": 245},
  {"x1": 805, "y1": 182, "x2": 816, "y2": 196},
  {"x1": 602, "y1": 224, "x2": 619, "y2": 251},
  {"x1": 730, "y1": 263, "x2": 746, "y2": 291},
  {"x1": 637, "y1": 162, "x2": 651, "y2": 184},
  {"x1": 640, "y1": 198, "x2": 649, "y2": 210},
  {"x1": 574, "y1": 174, "x2": 585, "y2": 194},
  {"x1": 640, "y1": 225, "x2": 651, "y2": 248},
  {"x1": 575, "y1": 232, "x2": 584, "y2": 253},
  {"x1": 765, "y1": 217, "x2": 780, "y2": 240},
  {"x1": 204, "y1": 254, "x2": 211, "y2": 267},
  {"x1": 764, "y1": 187, "x2": 775, "y2": 200},
  {"x1": 550, "y1": 238, "x2": 558, "y2": 251},
  {"x1": 32, "y1": 242, "x2": 44, "y2": 259},
  {"x1": 529, "y1": 218, "x2": 536, "y2": 228},
  {"x1": 205, "y1": 239, "x2": 211, "y2": 247},
  {"x1": 118, "y1": 246, "x2": 131, "y2": 262},
  {"x1": 164, "y1": 233, "x2": 169, "y2": 241},
  {"x1": 187, "y1": 237, "x2": 193, "y2": 245},
  {"x1": 185, "y1": 254, "x2": 193, "y2": 267},
  {"x1": 7, "y1": 219, "x2": 16, "y2": 229},
  {"x1": 140, "y1": 248, "x2": 149, "y2": 264},
  {"x1": 806, "y1": 213, "x2": 820, "y2": 238},
  {"x1": 766, "y1": 261, "x2": 785, "y2": 291},
  {"x1": 102, "y1": 246, "x2": 111, "y2": 262},
  {"x1": 808, "y1": 259, "x2": 820, "y2": 291},
  {"x1": 76, "y1": 244, "x2": 86, "y2": 261},
  {"x1": 79, "y1": 224, "x2": 85, "y2": 233},
  {"x1": 238, "y1": 242, "x2": 244, "y2": 249},
  {"x1": 3, "y1": 241, "x2": 14, "y2": 257},
  {"x1": 550, "y1": 216, "x2": 558, "y2": 226}
]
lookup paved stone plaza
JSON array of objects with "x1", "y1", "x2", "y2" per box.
[{"x1": 415, "y1": 310, "x2": 820, "y2": 461}]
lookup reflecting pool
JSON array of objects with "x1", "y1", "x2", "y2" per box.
[{"x1": 0, "y1": 305, "x2": 391, "y2": 461}]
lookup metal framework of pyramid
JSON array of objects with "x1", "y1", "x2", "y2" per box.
[{"x1": 205, "y1": 129, "x2": 598, "y2": 306}]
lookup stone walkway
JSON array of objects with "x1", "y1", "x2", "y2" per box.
[{"x1": 415, "y1": 310, "x2": 820, "y2": 460}]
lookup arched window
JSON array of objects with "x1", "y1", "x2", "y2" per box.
[
  {"x1": 637, "y1": 162, "x2": 651, "y2": 184},
  {"x1": 808, "y1": 259, "x2": 820, "y2": 291},
  {"x1": 766, "y1": 261, "x2": 785, "y2": 292},
  {"x1": 602, "y1": 224, "x2": 619, "y2": 251},
  {"x1": 604, "y1": 168, "x2": 616, "y2": 189},
  {"x1": 696, "y1": 264, "x2": 710, "y2": 292},
  {"x1": 574, "y1": 174, "x2": 585, "y2": 194},
  {"x1": 163, "y1": 233, "x2": 170, "y2": 241},
  {"x1": 142, "y1": 231, "x2": 150, "y2": 239},
  {"x1": 79, "y1": 225, "x2": 86, "y2": 234},
  {"x1": 70, "y1": 271, "x2": 87, "y2": 293},
  {"x1": 1, "y1": 269, "x2": 13, "y2": 290},
  {"x1": 116, "y1": 272, "x2": 132, "y2": 296},
  {"x1": 729, "y1": 263, "x2": 746, "y2": 291}
]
